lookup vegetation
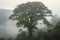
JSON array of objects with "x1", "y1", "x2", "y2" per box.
[{"x1": 9, "y1": 1, "x2": 60, "y2": 40}]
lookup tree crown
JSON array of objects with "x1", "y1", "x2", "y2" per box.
[{"x1": 9, "y1": 2, "x2": 53, "y2": 28}]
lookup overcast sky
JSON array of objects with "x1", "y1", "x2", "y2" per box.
[{"x1": 0, "y1": 0, "x2": 60, "y2": 16}]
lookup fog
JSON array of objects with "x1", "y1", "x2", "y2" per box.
[
  {"x1": 0, "y1": 0, "x2": 60, "y2": 38},
  {"x1": 0, "y1": 9, "x2": 18, "y2": 38}
]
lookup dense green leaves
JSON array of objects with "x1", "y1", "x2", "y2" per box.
[
  {"x1": 10, "y1": 2, "x2": 53, "y2": 28},
  {"x1": 9, "y1": 2, "x2": 53, "y2": 40},
  {"x1": 16, "y1": 22, "x2": 60, "y2": 40}
]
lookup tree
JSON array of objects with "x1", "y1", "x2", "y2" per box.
[
  {"x1": 16, "y1": 31, "x2": 28, "y2": 40},
  {"x1": 9, "y1": 2, "x2": 53, "y2": 40},
  {"x1": 52, "y1": 22, "x2": 60, "y2": 40},
  {"x1": 0, "y1": 38, "x2": 5, "y2": 40},
  {"x1": 46, "y1": 22, "x2": 60, "y2": 40}
]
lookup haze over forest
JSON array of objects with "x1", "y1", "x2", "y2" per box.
[{"x1": 0, "y1": 0, "x2": 60, "y2": 39}]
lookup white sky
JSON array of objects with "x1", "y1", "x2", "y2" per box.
[
  {"x1": 0, "y1": 0, "x2": 59, "y2": 9},
  {"x1": 0, "y1": 0, "x2": 60, "y2": 16}
]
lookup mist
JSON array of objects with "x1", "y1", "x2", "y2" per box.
[
  {"x1": 0, "y1": 0, "x2": 60, "y2": 39},
  {"x1": 0, "y1": 9, "x2": 18, "y2": 38}
]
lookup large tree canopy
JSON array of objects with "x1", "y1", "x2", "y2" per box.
[
  {"x1": 10, "y1": 2, "x2": 52, "y2": 27},
  {"x1": 9, "y1": 2, "x2": 53, "y2": 40}
]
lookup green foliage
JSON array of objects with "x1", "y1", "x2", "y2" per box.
[
  {"x1": 16, "y1": 31, "x2": 28, "y2": 40},
  {"x1": 45, "y1": 22, "x2": 60, "y2": 40},
  {"x1": 16, "y1": 22, "x2": 60, "y2": 40},
  {"x1": 0, "y1": 38, "x2": 5, "y2": 40},
  {"x1": 53, "y1": 22, "x2": 60, "y2": 40},
  {"x1": 9, "y1": 2, "x2": 52, "y2": 28},
  {"x1": 9, "y1": 2, "x2": 53, "y2": 40}
]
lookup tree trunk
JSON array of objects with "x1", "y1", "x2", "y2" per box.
[
  {"x1": 28, "y1": 27, "x2": 33, "y2": 40},
  {"x1": 28, "y1": 16, "x2": 33, "y2": 40}
]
